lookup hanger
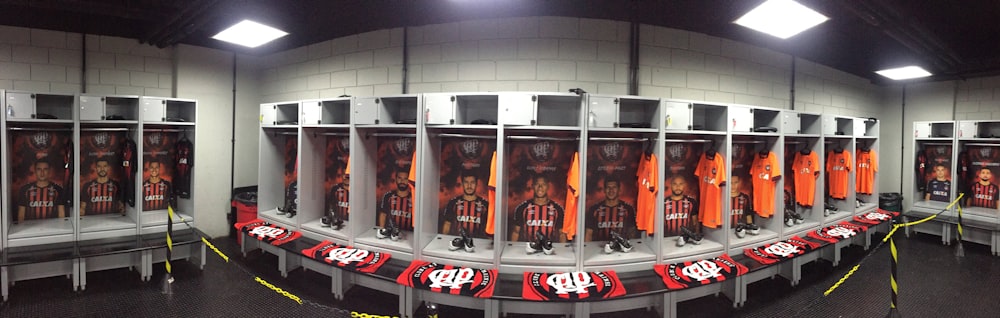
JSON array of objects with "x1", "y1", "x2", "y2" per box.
[
  {"x1": 180, "y1": 130, "x2": 189, "y2": 142},
  {"x1": 705, "y1": 139, "x2": 717, "y2": 158},
  {"x1": 644, "y1": 136, "x2": 654, "y2": 158}
]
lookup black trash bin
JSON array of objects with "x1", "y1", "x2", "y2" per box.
[
  {"x1": 230, "y1": 186, "x2": 258, "y2": 240},
  {"x1": 879, "y1": 192, "x2": 902, "y2": 212}
]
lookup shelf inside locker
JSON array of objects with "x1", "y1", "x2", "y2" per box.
[
  {"x1": 784, "y1": 133, "x2": 821, "y2": 138},
  {"x1": 354, "y1": 124, "x2": 417, "y2": 129},
  {"x1": 164, "y1": 99, "x2": 197, "y2": 123},
  {"x1": 535, "y1": 94, "x2": 582, "y2": 127},
  {"x1": 751, "y1": 108, "x2": 782, "y2": 133},
  {"x1": 79, "y1": 214, "x2": 138, "y2": 233},
  {"x1": 5, "y1": 118, "x2": 74, "y2": 124},
  {"x1": 80, "y1": 120, "x2": 139, "y2": 126},
  {"x1": 453, "y1": 94, "x2": 500, "y2": 125},
  {"x1": 301, "y1": 123, "x2": 350, "y2": 129},
  {"x1": 781, "y1": 220, "x2": 822, "y2": 238},
  {"x1": 300, "y1": 218, "x2": 351, "y2": 242},
  {"x1": 7, "y1": 218, "x2": 75, "y2": 239},
  {"x1": 427, "y1": 125, "x2": 498, "y2": 133},
  {"x1": 354, "y1": 227, "x2": 415, "y2": 254},
  {"x1": 821, "y1": 210, "x2": 852, "y2": 223},
  {"x1": 317, "y1": 99, "x2": 351, "y2": 125},
  {"x1": 856, "y1": 203, "x2": 878, "y2": 214},
  {"x1": 499, "y1": 242, "x2": 576, "y2": 266},
  {"x1": 104, "y1": 96, "x2": 141, "y2": 121},
  {"x1": 580, "y1": 239, "x2": 656, "y2": 267},
  {"x1": 421, "y1": 235, "x2": 496, "y2": 264},
  {"x1": 504, "y1": 125, "x2": 581, "y2": 131},
  {"x1": 257, "y1": 208, "x2": 298, "y2": 229},
  {"x1": 727, "y1": 228, "x2": 779, "y2": 252},
  {"x1": 587, "y1": 127, "x2": 658, "y2": 134},
  {"x1": 139, "y1": 210, "x2": 195, "y2": 228},
  {"x1": 914, "y1": 137, "x2": 953, "y2": 141},
  {"x1": 912, "y1": 200, "x2": 951, "y2": 211},
  {"x1": 660, "y1": 237, "x2": 723, "y2": 260},
  {"x1": 958, "y1": 206, "x2": 1000, "y2": 222}
]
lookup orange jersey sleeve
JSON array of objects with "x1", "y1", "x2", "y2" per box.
[
  {"x1": 635, "y1": 153, "x2": 659, "y2": 233},
  {"x1": 563, "y1": 152, "x2": 581, "y2": 240},
  {"x1": 485, "y1": 151, "x2": 497, "y2": 235},
  {"x1": 695, "y1": 153, "x2": 725, "y2": 228}
]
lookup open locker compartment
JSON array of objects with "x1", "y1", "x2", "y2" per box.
[
  {"x1": 4, "y1": 92, "x2": 75, "y2": 122},
  {"x1": 660, "y1": 132, "x2": 727, "y2": 261},
  {"x1": 498, "y1": 129, "x2": 581, "y2": 273},
  {"x1": 256, "y1": 127, "x2": 299, "y2": 230},
  {"x1": 581, "y1": 129, "x2": 658, "y2": 270},
  {"x1": 419, "y1": 127, "x2": 498, "y2": 265},
  {"x1": 139, "y1": 125, "x2": 195, "y2": 234},
  {"x1": 78, "y1": 123, "x2": 140, "y2": 240},
  {"x1": 535, "y1": 93, "x2": 584, "y2": 127},
  {"x1": 855, "y1": 137, "x2": 879, "y2": 214},
  {"x1": 354, "y1": 95, "x2": 420, "y2": 126},
  {"x1": 301, "y1": 98, "x2": 352, "y2": 126},
  {"x1": 2, "y1": 121, "x2": 77, "y2": 248},
  {"x1": 298, "y1": 128, "x2": 351, "y2": 242},
  {"x1": 350, "y1": 126, "x2": 417, "y2": 261},
  {"x1": 914, "y1": 121, "x2": 955, "y2": 139},
  {"x1": 752, "y1": 107, "x2": 781, "y2": 134},
  {"x1": 822, "y1": 115, "x2": 855, "y2": 136},
  {"x1": 822, "y1": 136, "x2": 855, "y2": 224},
  {"x1": 726, "y1": 135, "x2": 781, "y2": 255},
  {"x1": 956, "y1": 139, "x2": 1000, "y2": 221},
  {"x1": 782, "y1": 136, "x2": 823, "y2": 239},
  {"x1": 586, "y1": 95, "x2": 660, "y2": 130},
  {"x1": 958, "y1": 120, "x2": 1000, "y2": 139}
]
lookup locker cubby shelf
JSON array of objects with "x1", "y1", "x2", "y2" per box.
[
  {"x1": 823, "y1": 115, "x2": 855, "y2": 136},
  {"x1": 958, "y1": 121, "x2": 1000, "y2": 139},
  {"x1": 301, "y1": 99, "x2": 351, "y2": 126},
  {"x1": 5, "y1": 92, "x2": 75, "y2": 122},
  {"x1": 914, "y1": 121, "x2": 955, "y2": 138},
  {"x1": 587, "y1": 95, "x2": 660, "y2": 129},
  {"x1": 80, "y1": 95, "x2": 140, "y2": 122}
]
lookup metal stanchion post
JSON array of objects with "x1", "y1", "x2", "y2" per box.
[
  {"x1": 886, "y1": 233, "x2": 901, "y2": 318},
  {"x1": 955, "y1": 203, "x2": 965, "y2": 258},
  {"x1": 161, "y1": 205, "x2": 175, "y2": 294}
]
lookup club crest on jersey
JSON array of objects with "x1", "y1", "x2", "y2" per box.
[
  {"x1": 339, "y1": 137, "x2": 350, "y2": 153},
  {"x1": 599, "y1": 142, "x2": 624, "y2": 162},
  {"x1": 826, "y1": 226, "x2": 856, "y2": 238},
  {"x1": 681, "y1": 260, "x2": 724, "y2": 281},
  {"x1": 864, "y1": 212, "x2": 891, "y2": 220},
  {"x1": 30, "y1": 132, "x2": 52, "y2": 150},
  {"x1": 763, "y1": 242, "x2": 799, "y2": 257},
  {"x1": 427, "y1": 267, "x2": 476, "y2": 289},
  {"x1": 529, "y1": 141, "x2": 553, "y2": 163},
  {"x1": 546, "y1": 272, "x2": 597, "y2": 294},
  {"x1": 326, "y1": 247, "x2": 369, "y2": 265},
  {"x1": 668, "y1": 144, "x2": 685, "y2": 161}
]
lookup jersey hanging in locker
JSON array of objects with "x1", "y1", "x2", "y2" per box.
[
  {"x1": 792, "y1": 151, "x2": 819, "y2": 206},
  {"x1": 122, "y1": 137, "x2": 138, "y2": 207},
  {"x1": 695, "y1": 152, "x2": 725, "y2": 228},
  {"x1": 485, "y1": 151, "x2": 498, "y2": 235},
  {"x1": 563, "y1": 152, "x2": 581, "y2": 240},
  {"x1": 749, "y1": 151, "x2": 780, "y2": 217},
  {"x1": 855, "y1": 149, "x2": 877, "y2": 195},
  {"x1": 635, "y1": 153, "x2": 658, "y2": 233},
  {"x1": 174, "y1": 136, "x2": 194, "y2": 199},
  {"x1": 826, "y1": 150, "x2": 852, "y2": 200}
]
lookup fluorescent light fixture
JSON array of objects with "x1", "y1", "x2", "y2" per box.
[
  {"x1": 735, "y1": 0, "x2": 829, "y2": 39},
  {"x1": 212, "y1": 20, "x2": 288, "y2": 48},
  {"x1": 875, "y1": 66, "x2": 932, "y2": 80}
]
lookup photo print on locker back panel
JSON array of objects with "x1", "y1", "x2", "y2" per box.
[
  {"x1": 584, "y1": 139, "x2": 640, "y2": 241},
  {"x1": 506, "y1": 139, "x2": 575, "y2": 243},
  {"x1": 9, "y1": 130, "x2": 72, "y2": 222},
  {"x1": 80, "y1": 131, "x2": 126, "y2": 216},
  {"x1": 376, "y1": 136, "x2": 415, "y2": 231},
  {"x1": 142, "y1": 132, "x2": 176, "y2": 211},
  {"x1": 438, "y1": 137, "x2": 495, "y2": 238},
  {"x1": 325, "y1": 135, "x2": 350, "y2": 221}
]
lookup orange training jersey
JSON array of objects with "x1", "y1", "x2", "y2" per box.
[
  {"x1": 856, "y1": 150, "x2": 878, "y2": 195},
  {"x1": 563, "y1": 152, "x2": 581, "y2": 240},
  {"x1": 749, "y1": 151, "x2": 781, "y2": 217},
  {"x1": 826, "y1": 150, "x2": 852, "y2": 200},
  {"x1": 636, "y1": 153, "x2": 658, "y2": 233},
  {"x1": 792, "y1": 151, "x2": 819, "y2": 206},
  {"x1": 695, "y1": 153, "x2": 725, "y2": 228},
  {"x1": 485, "y1": 151, "x2": 498, "y2": 235}
]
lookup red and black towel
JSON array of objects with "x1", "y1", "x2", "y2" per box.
[
  {"x1": 522, "y1": 271, "x2": 626, "y2": 301},
  {"x1": 653, "y1": 254, "x2": 748, "y2": 290},
  {"x1": 235, "y1": 218, "x2": 301, "y2": 246},
  {"x1": 744, "y1": 235, "x2": 821, "y2": 265},
  {"x1": 853, "y1": 209, "x2": 900, "y2": 225},
  {"x1": 396, "y1": 261, "x2": 497, "y2": 298},
  {"x1": 808, "y1": 222, "x2": 869, "y2": 244},
  {"x1": 300, "y1": 240, "x2": 390, "y2": 274}
]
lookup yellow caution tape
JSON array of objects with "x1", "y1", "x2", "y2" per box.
[
  {"x1": 202, "y1": 237, "x2": 230, "y2": 263},
  {"x1": 255, "y1": 276, "x2": 303, "y2": 304},
  {"x1": 350, "y1": 312, "x2": 399, "y2": 318}
]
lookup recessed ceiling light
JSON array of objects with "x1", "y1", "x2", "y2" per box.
[
  {"x1": 735, "y1": 0, "x2": 829, "y2": 39},
  {"x1": 212, "y1": 20, "x2": 288, "y2": 48},
  {"x1": 875, "y1": 66, "x2": 933, "y2": 80}
]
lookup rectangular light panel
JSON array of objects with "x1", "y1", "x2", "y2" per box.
[
  {"x1": 735, "y1": 0, "x2": 829, "y2": 39},
  {"x1": 876, "y1": 66, "x2": 932, "y2": 80},
  {"x1": 212, "y1": 20, "x2": 288, "y2": 48}
]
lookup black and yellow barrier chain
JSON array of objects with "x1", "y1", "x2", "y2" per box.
[
  {"x1": 955, "y1": 199, "x2": 965, "y2": 257},
  {"x1": 162, "y1": 205, "x2": 176, "y2": 294},
  {"x1": 255, "y1": 276, "x2": 303, "y2": 304}
]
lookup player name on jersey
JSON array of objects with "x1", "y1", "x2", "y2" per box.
[
  {"x1": 653, "y1": 254, "x2": 749, "y2": 290},
  {"x1": 743, "y1": 236, "x2": 821, "y2": 265},
  {"x1": 396, "y1": 261, "x2": 497, "y2": 298},
  {"x1": 300, "y1": 240, "x2": 391, "y2": 274},
  {"x1": 235, "y1": 219, "x2": 302, "y2": 246},
  {"x1": 522, "y1": 271, "x2": 626, "y2": 301},
  {"x1": 807, "y1": 222, "x2": 868, "y2": 244}
]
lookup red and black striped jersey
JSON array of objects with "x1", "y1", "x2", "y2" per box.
[
  {"x1": 122, "y1": 137, "x2": 137, "y2": 207},
  {"x1": 301, "y1": 240, "x2": 391, "y2": 274},
  {"x1": 443, "y1": 196, "x2": 489, "y2": 238},
  {"x1": 18, "y1": 183, "x2": 64, "y2": 220},
  {"x1": 663, "y1": 196, "x2": 698, "y2": 237},
  {"x1": 970, "y1": 182, "x2": 999, "y2": 208},
  {"x1": 380, "y1": 191, "x2": 413, "y2": 231},
  {"x1": 235, "y1": 219, "x2": 302, "y2": 246},
  {"x1": 174, "y1": 138, "x2": 193, "y2": 198},
  {"x1": 730, "y1": 192, "x2": 752, "y2": 228},
  {"x1": 83, "y1": 180, "x2": 122, "y2": 215},
  {"x1": 142, "y1": 179, "x2": 173, "y2": 210},
  {"x1": 522, "y1": 271, "x2": 626, "y2": 301},
  {"x1": 512, "y1": 200, "x2": 565, "y2": 242},
  {"x1": 958, "y1": 151, "x2": 970, "y2": 193},
  {"x1": 327, "y1": 184, "x2": 350, "y2": 220},
  {"x1": 743, "y1": 236, "x2": 820, "y2": 265},
  {"x1": 396, "y1": 261, "x2": 497, "y2": 298},
  {"x1": 853, "y1": 209, "x2": 899, "y2": 225},
  {"x1": 654, "y1": 254, "x2": 748, "y2": 290},
  {"x1": 808, "y1": 222, "x2": 868, "y2": 244},
  {"x1": 585, "y1": 201, "x2": 637, "y2": 241}
]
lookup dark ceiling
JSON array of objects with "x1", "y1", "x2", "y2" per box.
[{"x1": 2, "y1": 0, "x2": 998, "y2": 84}]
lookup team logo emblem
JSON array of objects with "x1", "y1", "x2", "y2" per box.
[
  {"x1": 546, "y1": 272, "x2": 596, "y2": 294},
  {"x1": 711, "y1": 167, "x2": 717, "y2": 174},
  {"x1": 599, "y1": 142, "x2": 624, "y2": 162},
  {"x1": 29, "y1": 131, "x2": 52, "y2": 150},
  {"x1": 529, "y1": 141, "x2": 553, "y2": 163},
  {"x1": 826, "y1": 226, "x2": 856, "y2": 238},
  {"x1": 763, "y1": 242, "x2": 799, "y2": 257},
  {"x1": 839, "y1": 159, "x2": 844, "y2": 164},
  {"x1": 92, "y1": 132, "x2": 111, "y2": 149},
  {"x1": 981, "y1": 147, "x2": 992, "y2": 158},
  {"x1": 340, "y1": 137, "x2": 350, "y2": 153},
  {"x1": 936, "y1": 146, "x2": 947, "y2": 155},
  {"x1": 458, "y1": 139, "x2": 483, "y2": 160},
  {"x1": 326, "y1": 247, "x2": 369, "y2": 265},
  {"x1": 427, "y1": 268, "x2": 476, "y2": 289},
  {"x1": 765, "y1": 165, "x2": 771, "y2": 171},
  {"x1": 668, "y1": 144, "x2": 685, "y2": 161},
  {"x1": 146, "y1": 133, "x2": 162, "y2": 147},
  {"x1": 733, "y1": 143, "x2": 743, "y2": 155},
  {"x1": 392, "y1": 138, "x2": 414, "y2": 157},
  {"x1": 681, "y1": 260, "x2": 723, "y2": 281}
]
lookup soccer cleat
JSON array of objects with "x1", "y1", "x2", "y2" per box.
[
  {"x1": 390, "y1": 227, "x2": 401, "y2": 241},
  {"x1": 534, "y1": 231, "x2": 555, "y2": 255},
  {"x1": 681, "y1": 227, "x2": 703, "y2": 245},
  {"x1": 449, "y1": 237, "x2": 464, "y2": 251},
  {"x1": 603, "y1": 240, "x2": 619, "y2": 254},
  {"x1": 463, "y1": 236, "x2": 475, "y2": 253},
  {"x1": 321, "y1": 216, "x2": 331, "y2": 227},
  {"x1": 526, "y1": 241, "x2": 543, "y2": 254},
  {"x1": 331, "y1": 215, "x2": 344, "y2": 230},
  {"x1": 676, "y1": 235, "x2": 686, "y2": 247},
  {"x1": 453, "y1": 228, "x2": 474, "y2": 253},
  {"x1": 794, "y1": 212, "x2": 805, "y2": 224},
  {"x1": 377, "y1": 218, "x2": 397, "y2": 240},
  {"x1": 784, "y1": 210, "x2": 796, "y2": 227},
  {"x1": 276, "y1": 208, "x2": 287, "y2": 215},
  {"x1": 611, "y1": 231, "x2": 632, "y2": 253},
  {"x1": 735, "y1": 224, "x2": 747, "y2": 238},
  {"x1": 747, "y1": 223, "x2": 761, "y2": 235}
]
